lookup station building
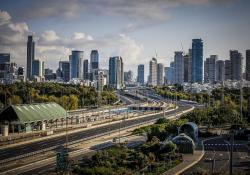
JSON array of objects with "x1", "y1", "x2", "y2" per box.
[{"x1": 0, "y1": 102, "x2": 67, "y2": 136}]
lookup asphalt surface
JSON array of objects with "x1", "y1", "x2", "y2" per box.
[
  {"x1": 0, "y1": 104, "x2": 191, "y2": 163},
  {"x1": 182, "y1": 137, "x2": 250, "y2": 175},
  {"x1": 19, "y1": 136, "x2": 146, "y2": 175}
]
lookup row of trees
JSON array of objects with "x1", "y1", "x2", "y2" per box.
[
  {"x1": 154, "y1": 85, "x2": 250, "y2": 124},
  {"x1": 0, "y1": 82, "x2": 118, "y2": 110}
]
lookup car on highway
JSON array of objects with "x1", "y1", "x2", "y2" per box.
[{"x1": 204, "y1": 157, "x2": 213, "y2": 162}]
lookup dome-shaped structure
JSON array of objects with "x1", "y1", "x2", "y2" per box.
[
  {"x1": 178, "y1": 122, "x2": 198, "y2": 143},
  {"x1": 172, "y1": 133, "x2": 195, "y2": 154}
]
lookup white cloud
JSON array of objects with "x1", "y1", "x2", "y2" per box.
[
  {"x1": 0, "y1": 10, "x2": 144, "y2": 73},
  {"x1": 40, "y1": 30, "x2": 60, "y2": 42},
  {"x1": 0, "y1": 10, "x2": 11, "y2": 25},
  {"x1": 5, "y1": 0, "x2": 233, "y2": 32}
]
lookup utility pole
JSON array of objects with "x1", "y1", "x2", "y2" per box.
[
  {"x1": 240, "y1": 79, "x2": 243, "y2": 122},
  {"x1": 212, "y1": 150, "x2": 215, "y2": 174},
  {"x1": 229, "y1": 131, "x2": 234, "y2": 175}
]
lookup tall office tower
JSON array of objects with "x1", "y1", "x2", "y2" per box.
[
  {"x1": 225, "y1": 60, "x2": 231, "y2": 80},
  {"x1": 59, "y1": 61, "x2": 70, "y2": 82},
  {"x1": 192, "y1": 39, "x2": 203, "y2": 83},
  {"x1": 69, "y1": 55, "x2": 72, "y2": 79},
  {"x1": 26, "y1": 35, "x2": 35, "y2": 80},
  {"x1": 165, "y1": 67, "x2": 174, "y2": 85},
  {"x1": 32, "y1": 60, "x2": 44, "y2": 77},
  {"x1": 230, "y1": 50, "x2": 242, "y2": 80},
  {"x1": 109, "y1": 56, "x2": 124, "y2": 89},
  {"x1": 97, "y1": 72, "x2": 105, "y2": 92},
  {"x1": 183, "y1": 54, "x2": 190, "y2": 83},
  {"x1": 70, "y1": 51, "x2": 83, "y2": 79},
  {"x1": 204, "y1": 55, "x2": 217, "y2": 83},
  {"x1": 215, "y1": 60, "x2": 225, "y2": 83},
  {"x1": 157, "y1": 63, "x2": 164, "y2": 85},
  {"x1": 148, "y1": 58, "x2": 157, "y2": 86},
  {"x1": 83, "y1": 59, "x2": 89, "y2": 80},
  {"x1": 137, "y1": 64, "x2": 144, "y2": 85},
  {"x1": 0, "y1": 53, "x2": 10, "y2": 64},
  {"x1": 246, "y1": 50, "x2": 250, "y2": 81},
  {"x1": 188, "y1": 49, "x2": 192, "y2": 83},
  {"x1": 90, "y1": 50, "x2": 99, "y2": 81},
  {"x1": 173, "y1": 51, "x2": 184, "y2": 85}
]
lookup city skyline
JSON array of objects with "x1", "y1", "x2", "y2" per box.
[{"x1": 0, "y1": 0, "x2": 250, "y2": 76}]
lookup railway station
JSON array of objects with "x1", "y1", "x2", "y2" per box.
[{"x1": 0, "y1": 102, "x2": 68, "y2": 136}]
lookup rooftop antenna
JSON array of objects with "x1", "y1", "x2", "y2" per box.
[
  {"x1": 155, "y1": 50, "x2": 158, "y2": 59},
  {"x1": 181, "y1": 42, "x2": 185, "y2": 55}
]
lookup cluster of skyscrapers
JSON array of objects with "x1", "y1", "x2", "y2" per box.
[
  {"x1": 1, "y1": 35, "x2": 250, "y2": 88},
  {"x1": 162, "y1": 39, "x2": 250, "y2": 85}
]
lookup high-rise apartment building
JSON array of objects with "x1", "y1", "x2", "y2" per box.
[
  {"x1": 124, "y1": 70, "x2": 133, "y2": 83},
  {"x1": 165, "y1": 67, "x2": 174, "y2": 85},
  {"x1": 148, "y1": 58, "x2": 157, "y2": 86},
  {"x1": 225, "y1": 60, "x2": 231, "y2": 80},
  {"x1": 230, "y1": 50, "x2": 242, "y2": 80},
  {"x1": 70, "y1": 51, "x2": 83, "y2": 79},
  {"x1": 109, "y1": 56, "x2": 124, "y2": 89},
  {"x1": 137, "y1": 64, "x2": 144, "y2": 85},
  {"x1": 215, "y1": 60, "x2": 225, "y2": 83},
  {"x1": 192, "y1": 39, "x2": 203, "y2": 83},
  {"x1": 246, "y1": 50, "x2": 250, "y2": 81},
  {"x1": 26, "y1": 35, "x2": 35, "y2": 80},
  {"x1": 183, "y1": 54, "x2": 190, "y2": 83},
  {"x1": 204, "y1": 55, "x2": 217, "y2": 83},
  {"x1": 188, "y1": 49, "x2": 192, "y2": 83},
  {"x1": 157, "y1": 63, "x2": 164, "y2": 85},
  {"x1": 59, "y1": 61, "x2": 70, "y2": 82},
  {"x1": 32, "y1": 59, "x2": 44, "y2": 77},
  {"x1": 173, "y1": 51, "x2": 184, "y2": 85}
]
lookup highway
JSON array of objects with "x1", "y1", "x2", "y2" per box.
[
  {"x1": 182, "y1": 137, "x2": 250, "y2": 175},
  {"x1": 0, "y1": 103, "x2": 191, "y2": 164}
]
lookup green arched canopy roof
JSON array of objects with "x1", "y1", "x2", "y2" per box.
[{"x1": 0, "y1": 102, "x2": 67, "y2": 124}]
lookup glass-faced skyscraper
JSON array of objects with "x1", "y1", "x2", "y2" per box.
[
  {"x1": 148, "y1": 58, "x2": 157, "y2": 86},
  {"x1": 192, "y1": 39, "x2": 203, "y2": 83},
  {"x1": 109, "y1": 56, "x2": 124, "y2": 89},
  {"x1": 59, "y1": 61, "x2": 70, "y2": 82},
  {"x1": 173, "y1": 51, "x2": 184, "y2": 85},
  {"x1": 70, "y1": 50, "x2": 83, "y2": 79},
  {"x1": 246, "y1": 50, "x2": 250, "y2": 81},
  {"x1": 26, "y1": 35, "x2": 35, "y2": 80},
  {"x1": 137, "y1": 64, "x2": 144, "y2": 85},
  {"x1": 90, "y1": 50, "x2": 99, "y2": 80},
  {"x1": 230, "y1": 50, "x2": 242, "y2": 81}
]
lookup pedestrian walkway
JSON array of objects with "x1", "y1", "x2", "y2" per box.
[{"x1": 162, "y1": 149, "x2": 204, "y2": 175}]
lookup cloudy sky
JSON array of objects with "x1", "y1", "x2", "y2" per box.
[{"x1": 0, "y1": 0, "x2": 250, "y2": 76}]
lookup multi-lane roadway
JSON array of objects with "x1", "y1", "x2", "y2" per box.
[
  {"x1": 0, "y1": 89, "x2": 194, "y2": 175},
  {"x1": 182, "y1": 137, "x2": 250, "y2": 175}
]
